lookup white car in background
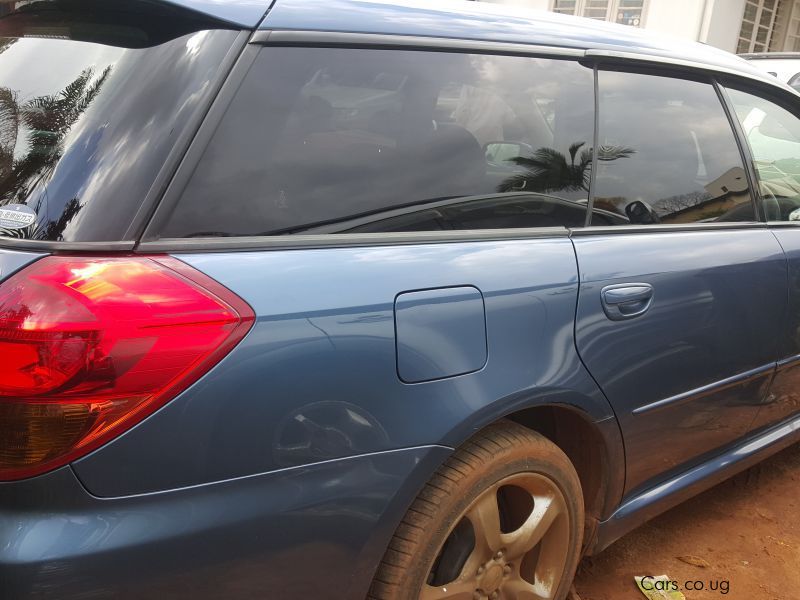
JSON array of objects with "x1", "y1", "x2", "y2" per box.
[{"x1": 741, "y1": 52, "x2": 800, "y2": 90}]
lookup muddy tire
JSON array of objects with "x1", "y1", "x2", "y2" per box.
[{"x1": 368, "y1": 421, "x2": 584, "y2": 600}]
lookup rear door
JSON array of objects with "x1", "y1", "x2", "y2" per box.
[
  {"x1": 723, "y1": 83, "x2": 800, "y2": 433},
  {"x1": 573, "y1": 67, "x2": 786, "y2": 497}
]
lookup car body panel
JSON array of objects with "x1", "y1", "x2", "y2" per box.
[
  {"x1": 573, "y1": 229, "x2": 787, "y2": 497},
  {"x1": 0, "y1": 249, "x2": 43, "y2": 282},
  {"x1": 593, "y1": 410, "x2": 800, "y2": 553},
  {"x1": 72, "y1": 239, "x2": 618, "y2": 497},
  {"x1": 750, "y1": 228, "x2": 800, "y2": 432},
  {"x1": 1, "y1": 447, "x2": 448, "y2": 600}
]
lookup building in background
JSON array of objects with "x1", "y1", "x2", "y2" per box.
[
  {"x1": 477, "y1": 0, "x2": 800, "y2": 55},
  {"x1": 741, "y1": 0, "x2": 800, "y2": 53}
]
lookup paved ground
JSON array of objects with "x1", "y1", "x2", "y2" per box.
[{"x1": 573, "y1": 442, "x2": 800, "y2": 600}]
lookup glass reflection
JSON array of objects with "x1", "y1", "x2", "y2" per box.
[
  {"x1": 497, "y1": 142, "x2": 634, "y2": 194},
  {"x1": 0, "y1": 18, "x2": 237, "y2": 242},
  {"x1": 727, "y1": 87, "x2": 800, "y2": 222},
  {"x1": 0, "y1": 67, "x2": 112, "y2": 239},
  {"x1": 592, "y1": 70, "x2": 755, "y2": 226},
  {"x1": 164, "y1": 49, "x2": 597, "y2": 237}
]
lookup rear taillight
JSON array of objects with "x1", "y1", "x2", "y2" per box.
[{"x1": 0, "y1": 255, "x2": 254, "y2": 481}]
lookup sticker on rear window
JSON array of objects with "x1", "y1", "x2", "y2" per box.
[{"x1": 0, "y1": 204, "x2": 36, "y2": 230}]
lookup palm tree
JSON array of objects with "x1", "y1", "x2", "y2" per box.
[
  {"x1": 0, "y1": 87, "x2": 18, "y2": 180},
  {"x1": 0, "y1": 66, "x2": 112, "y2": 239},
  {"x1": 39, "y1": 197, "x2": 81, "y2": 240},
  {"x1": 0, "y1": 39, "x2": 20, "y2": 179},
  {"x1": 6, "y1": 66, "x2": 112, "y2": 200},
  {"x1": 498, "y1": 142, "x2": 635, "y2": 194}
]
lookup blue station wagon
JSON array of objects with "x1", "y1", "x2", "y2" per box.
[{"x1": 2, "y1": 1, "x2": 800, "y2": 599}]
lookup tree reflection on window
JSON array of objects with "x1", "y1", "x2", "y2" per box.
[
  {"x1": 497, "y1": 142, "x2": 635, "y2": 195},
  {"x1": 0, "y1": 66, "x2": 111, "y2": 239}
]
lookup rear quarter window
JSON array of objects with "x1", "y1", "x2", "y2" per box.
[
  {"x1": 157, "y1": 47, "x2": 599, "y2": 237},
  {"x1": 0, "y1": 4, "x2": 239, "y2": 242}
]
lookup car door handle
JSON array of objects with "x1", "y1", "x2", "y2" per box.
[{"x1": 601, "y1": 283, "x2": 654, "y2": 321}]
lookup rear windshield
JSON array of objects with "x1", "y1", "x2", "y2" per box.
[{"x1": 0, "y1": 3, "x2": 238, "y2": 242}]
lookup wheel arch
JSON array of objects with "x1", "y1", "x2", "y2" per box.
[
  {"x1": 439, "y1": 391, "x2": 625, "y2": 550},
  {"x1": 353, "y1": 392, "x2": 626, "y2": 597},
  {"x1": 503, "y1": 404, "x2": 622, "y2": 550}
]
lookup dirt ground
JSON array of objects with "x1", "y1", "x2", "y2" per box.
[{"x1": 573, "y1": 443, "x2": 800, "y2": 600}]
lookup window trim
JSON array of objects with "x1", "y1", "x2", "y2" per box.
[
  {"x1": 571, "y1": 222, "x2": 769, "y2": 237},
  {"x1": 253, "y1": 32, "x2": 793, "y2": 93},
  {"x1": 715, "y1": 79, "x2": 768, "y2": 223},
  {"x1": 249, "y1": 29, "x2": 587, "y2": 58},
  {"x1": 0, "y1": 238, "x2": 136, "y2": 252},
  {"x1": 137, "y1": 228, "x2": 571, "y2": 253},
  {"x1": 585, "y1": 64, "x2": 600, "y2": 227},
  {"x1": 135, "y1": 35, "x2": 798, "y2": 253}
]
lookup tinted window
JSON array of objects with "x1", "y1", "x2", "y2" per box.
[
  {"x1": 726, "y1": 87, "x2": 800, "y2": 222},
  {"x1": 0, "y1": 4, "x2": 238, "y2": 242},
  {"x1": 160, "y1": 48, "x2": 598, "y2": 237},
  {"x1": 592, "y1": 70, "x2": 755, "y2": 226}
]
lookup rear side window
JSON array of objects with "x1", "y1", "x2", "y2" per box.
[
  {"x1": 0, "y1": 3, "x2": 238, "y2": 242},
  {"x1": 159, "y1": 48, "x2": 597, "y2": 237},
  {"x1": 725, "y1": 87, "x2": 800, "y2": 222},
  {"x1": 591, "y1": 70, "x2": 756, "y2": 226}
]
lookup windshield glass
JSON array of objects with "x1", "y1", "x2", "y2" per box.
[{"x1": 0, "y1": 4, "x2": 238, "y2": 242}]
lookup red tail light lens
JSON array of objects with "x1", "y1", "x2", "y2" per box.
[{"x1": 0, "y1": 255, "x2": 254, "y2": 481}]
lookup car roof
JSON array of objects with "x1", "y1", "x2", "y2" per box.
[
  {"x1": 260, "y1": 0, "x2": 791, "y2": 92},
  {"x1": 168, "y1": 0, "x2": 798, "y2": 94}
]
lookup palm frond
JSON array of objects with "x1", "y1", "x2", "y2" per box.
[
  {"x1": 72, "y1": 66, "x2": 111, "y2": 118},
  {"x1": 0, "y1": 87, "x2": 18, "y2": 177},
  {"x1": 568, "y1": 141, "x2": 586, "y2": 164},
  {"x1": 0, "y1": 66, "x2": 112, "y2": 204},
  {"x1": 597, "y1": 145, "x2": 636, "y2": 161}
]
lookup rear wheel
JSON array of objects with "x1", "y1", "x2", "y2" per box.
[{"x1": 369, "y1": 421, "x2": 584, "y2": 600}]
